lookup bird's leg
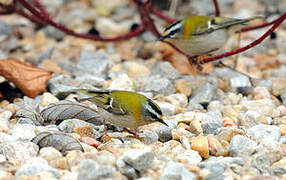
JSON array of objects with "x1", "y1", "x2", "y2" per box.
[
  {"x1": 188, "y1": 55, "x2": 203, "y2": 71},
  {"x1": 123, "y1": 128, "x2": 145, "y2": 141}
]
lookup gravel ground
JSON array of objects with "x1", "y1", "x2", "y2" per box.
[{"x1": 0, "y1": 0, "x2": 286, "y2": 179}]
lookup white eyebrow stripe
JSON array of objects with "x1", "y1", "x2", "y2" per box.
[{"x1": 165, "y1": 22, "x2": 182, "y2": 34}]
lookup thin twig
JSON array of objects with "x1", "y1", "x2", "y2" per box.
[{"x1": 213, "y1": 0, "x2": 220, "y2": 16}]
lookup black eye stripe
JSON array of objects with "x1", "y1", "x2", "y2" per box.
[
  {"x1": 148, "y1": 99, "x2": 162, "y2": 115},
  {"x1": 165, "y1": 20, "x2": 182, "y2": 31},
  {"x1": 150, "y1": 111, "x2": 159, "y2": 120}
]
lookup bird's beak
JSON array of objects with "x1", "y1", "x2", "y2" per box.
[{"x1": 158, "y1": 116, "x2": 169, "y2": 127}]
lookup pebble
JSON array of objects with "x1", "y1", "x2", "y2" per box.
[
  {"x1": 240, "y1": 110, "x2": 263, "y2": 128},
  {"x1": 77, "y1": 159, "x2": 116, "y2": 180},
  {"x1": 124, "y1": 61, "x2": 150, "y2": 79},
  {"x1": 174, "y1": 79, "x2": 192, "y2": 97},
  {"x1": 140, "y1": 76, "x2": 175, "y2": 95},
  {"x1": 39, "y1": 147, "x2": 62, "y2": 162},
  {"x1": 207, "y1": 100, "x2": 224, "y2": 112},
  {"x1": 0, "y1": 111, "x2": 12, "y2": 132},
  {"x1": 159, "y1": 162, "x2": 197, "y2": 180},
  {"x1": 15, "y1": 163, "x2": 60, "y2": 178},
  {"x1": 229, "y1": 135, "x2": 257, "y2": 159},
  {"x1": 242, "y1": 152, "x2": 271, "y2": 175},
  {"x1": 271, "y1": 78, "x2": 286, "y2": 96},
  {"x1": 108, "y1": 73, "x2": 134, "y2": 90},
  {"x1": 201, "y1": 111, "x2": 223, "y2": 134},
  {"x1": 271, "y1": 157, "x2": 286, "y2": 175},
  {"x1": 2, "y1": 141, "x2": 39, "y2": 164},
  {"x1": 74, "y1": 125, "x2": 95, "y2": 138},
  {"x1": 280, "y1": 89, "x2": 286, "y2": 106},
  {"x1": 94, "y1": 150, "x2": 116, "y2": 166},
  {"x1": 155, "y1": 102, "x2": 176, "y2": 116},
  {"x1": 156, "y1": 125, "x2": 173, "y2": 142},
  {"x1": 10, "y1": 124, "x2": 36, "y2": 140},
  {"x1": 74, "y1": 75, "x2": 105, "y2": 88},
  {"x1": 230, "y1": 75, "x2": 252, "y2": 88},
  {"x1": 117, "y1": 149, "x2": 154, "y2": 174},
  {"x1": 58, "y1": 119, "x2": 105, "y2": 139},
  {"x1": 77, "y1": 50, "x2": 113, "y2": 76},
  {"x1": 0, "y1": 21, "x2": 13, "y2": 37},
  {"x1": 176, "y1": 149, "x2": 202, "y2": 165},
  {"x1": 151, "y1": 62, "x2": 181, "y2": 80},
  {"x1": 217, "y1": 127, "x2": 246, "y2": 142},
  {"x1": 165, "y1": 93, "x2": 188, "y2": 108},
  {"x1": 190, "y1": 136, "x2": 209, "y2": 159},
  {"x1": 189, "y1": 81, "x2": 217, "y2": 105},
  {"x1": 240, "y1": 99, "x2": 276, "y2": 116},
  {"x1": 247, "y1": 124, "x2": 281, "y2": 142}
]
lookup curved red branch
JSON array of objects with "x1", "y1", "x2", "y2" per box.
[
  {"x1": 213, "y1": 0, "x2": 220, "y2": 16},
  {"x1": 202, "y1": 12, "x2": 286, "y2": 64}
]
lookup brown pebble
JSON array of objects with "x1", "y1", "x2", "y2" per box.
[
  {"x1": 280, "y1": 124, "x2": 286, "y2": 136},
  {"x1": 80, "y1": 137, "x2": 100, "y2": 148},
  {"x1": 271, "y1": 78, "x2": 286, "y2": 97},
  {"x1": 207, "y1": 135, "x2": 229, "y2": 156},
  {"x1": 0, "y1": 100, "x2": 9, "y2": 108},
  {"x1": 217, "y1": 128, "x2": 245, "y2": 143},
  {"x1": 189, "y1": 119, "x2": 203, "y2": 135},
  {"x1": 174, "y1": 80, "x2": 192, "y2": 97},
  {"x1": 49, "y1": 157, "x2": 69, "y2": 170},
  {"x1": 190, "y1": 136, "x2": 209, "y2": 159},
  {"x1": 74, "y1": 125, "x2": 94, "y2": 138}
]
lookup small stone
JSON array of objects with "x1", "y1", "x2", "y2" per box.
[
  {"x1": 271, "y1": 78, "x2": 286, "y2": 96},
  {"x1": 242, "y1": 152, "x2": 271, "y2": 175},
  {"x1": 0, "y1": 111, "x2": 12, "y2": 132},
  {"x1": 78, "y1": 159, "x2": 116, "y2": 180},
  {"x1": 279, "y1": 124, "x2": 286, "y2": 136},
  {"x1": 165, "y1": 93, "x2": 188, "y2": 108},
  {"x1": 207, "y1": 135, "x2": 228, "y2": 156},
  {"x1": 217, "y1": 127, "x2": 245, "y2": 142},
  {"x1": 151, "y1": 62, "x2": 181, "y2": 80},
  {"x1": 207, "y1": 100, "x2": 224, "y2": 112},
  {"x1": 58, "y1": 119, "x2": 105, "y2": 139},
  {"x1": 10, "y1": 124, "x2": 36, "y2": 140},
  {"x1": 189, "y1": 81, "x2": 217, "y2": 105},
  {"x1": 201, "y1": 111, "x2": 223, "y2": 134},
  {"x1": 176, "y1": 150, "x2": 202, "y2": 165},
  {"x1": 189, "y1": 118, "x2": 203, "y2": 135},
  {"x1": 281, "y1": 89, "x2": 286, "y2": 106},
  {"x1": 190, "y1": 136, "x2": 209, "y2": 159},
  {"x1": 156, "y1": 125, "x2": 173, "y2": 142},
  {"x1": 0, "y1": 21, "x2": 13, "y2": 37},
  {"x1": 74, "y1": 125, "x2": 95, "y2": 138},
  {"x1": 229, "y1": 135, "x2": 257, "y2": 159},
  {"x1": 40, "y1": 92, "x2": 59, "y2": 107},
  {"x1": 253, "y1": 86, "x2": 271, "y2": 99},
  {"x1": 247, "y1": 124, "x2": 281, "y2": 142},
  {"x1": 240, "y1": 99, "x2": 276, "y2": 116},
  {"x1": 187, "y1": 102, "x2": 204, "y2": 111},
  {"x1": 159, "y1": 162, "x2": 197, "y2": 180},
  {"x1": 174, "y1": 80, "x2": 192, "y2": 97},
  {"x1": 47, "y1": 75, "x2": 73, "y2": 96},
  {"x1": 118, "y1": 149, "x2": 154, "y2": 173},
  {"x1": 277, "y1": 105, "x2": 286, "y2": 116},
  {"x1": 3, "y1": 141, "x2": 39, "y2": 164},
  {"x1": 81, "y1": 137, "x2": 100, "y2": 148},
  {"x1": 124, "y1": 61, "x2": 150, "y2": 79},
  {"x1": 94, "y1": 150, "x2": 116, "y2": 166},
  {"x1": 78, "y1": 50, "x2": 113, "y2": 76},
  {"x1": 155, "y1": 102, "x2": 176, "y2": 116},
  {"x1": 75, "y1": 75, "x2": 105, "y2": 88},
  {"x1": 240, "y1": 110, "x2": 263, "y2": 128},
  {"x1": 108, "y1": 73, "x2": 134, "y2": 90},
  {"x1": 271, "y1": 157, "x2": 286, "y2": 175},
  {"x1": 140, "y1": 76, "x2": 175, "y2": 95},
  {"x1": 230, "y1": 75, "x2": 251, "y2": 88},
  {"x1": 39, "y1": 147, "x2": 62, "y2": 162},
  {"x1": 15, "y1": 163, "x2": 60, "y2": 178}
]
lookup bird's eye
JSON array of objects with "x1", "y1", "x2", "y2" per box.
[{"x1": 168, "y1": 29, "x2": 180, "y2": 38}]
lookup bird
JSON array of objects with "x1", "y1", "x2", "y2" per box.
[
  {"x1": 74, "y1": 89, "x2": 168, "y2": 132},
  {"x1": 157, "y1": 15, "x2": 261, "y2": 57}
]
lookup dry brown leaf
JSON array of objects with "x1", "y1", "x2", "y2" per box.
[
  {"x1": 156, "y1": 42, "x2": 214, "y2": 75},
  {"x1": 0, "y1": 58, "x2": 52, "y2": 98}
]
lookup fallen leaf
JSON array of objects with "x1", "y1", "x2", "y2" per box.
[
  {"x1": 0, "y1": 58, "x2": 52, "y2": 98},
  {"x1": 156, "y1": 42, "x2": 214, "y2": 75}
]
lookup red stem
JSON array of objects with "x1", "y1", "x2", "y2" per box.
[
  {"x1": 33, "y1": 0, "x2": 50, "y2": 18},
  {"x1": 213, "y1": 0, "x2": 220, "y2": 16},
  {"x1": 202, "y1": 12, "x2": 286, "y2": 64},
  {"x1": 147, "y1": 5, "x2": 176, "y2": 23},
  {"x1": 17, "y1": 0, "x2": 145, "y2": 41},
  {"x1": 16, "y1": 9, "x2": 45, "y2": 25},
  {"x1": 241, "y1": 19, "x2": 276, "y2": 32}
]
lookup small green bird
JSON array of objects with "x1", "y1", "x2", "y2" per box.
[
  {"x1": 76, "y1": 89, "x2": 168, "y2": 131},
  {"x1": 158, "y1": 15, "x2": 261, "y2": 57}
]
